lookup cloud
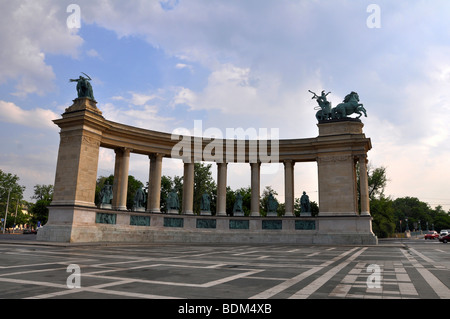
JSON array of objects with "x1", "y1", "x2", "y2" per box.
[
  {"x1": 100, "y1": 102, "x2": 174, "y2": 132},
  {"x1": 0, "y1": 100, "x2": 58, "y2": 130},
  {"x1": 86, "y1": 49, "x2": 101, "y2": 58},
  {"x1": 129, "y1": 92, "x2": 158, "y2": 106},
  {"x1": 0, "y1": 1, "x2": 84, "y2": 96},
  {"x1": 175, "y1": 63, "x2": 193, "y2": 72}
]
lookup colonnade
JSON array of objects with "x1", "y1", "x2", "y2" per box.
[
  {"x1": 40, "y1": 97, "x2": 376, "y2": 244},
  {"x1": 107, "y1": 147, "x2": 371, "y2": 217},
  {"x1": 49, "y1": 98, "x2": 372, "y2": 218}
]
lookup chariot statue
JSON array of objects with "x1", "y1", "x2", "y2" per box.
[{"x1": 310, "y1": 90, "x2": 367, "y2": 122}]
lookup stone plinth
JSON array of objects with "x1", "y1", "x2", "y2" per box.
[
  {"x1": 317, "y1": 119, "x2": 363, "y2": 136},
  {"x1": 37, "y1": 208, "x2": 377, "y2": 245},
  {"x1": 316, "y1": 119, "x2": 371, "y2": 217},
  {"x1": 51, "y1": 98, "x2": 107, "y2": 207}
]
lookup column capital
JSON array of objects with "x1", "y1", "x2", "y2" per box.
[
  {"x1": 149, "y1": 153, "x2": 164, "y2": 160},
  {"x1": 216, "y1": 161, "x2": 228, "y2": 167},
  {"x1": 115, "y1": 147, "x2": 133, "y2": 155},
  {"x1": 356, "y1": 153, "x2": 368, "y2": 162},
  {"x1": 283, "y1": 159, "x2": 295, "y2": 166}
]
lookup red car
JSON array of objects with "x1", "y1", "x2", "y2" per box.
[
  {"x1": 424, "y1": 231, "x2": 439, "y2": 240},
  {"x1": 439, "y1": 234, "x2": 450, "y2": 243}
]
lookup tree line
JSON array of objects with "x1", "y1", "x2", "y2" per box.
[
  {"x1": 2, "y1": 165, "x2": 449, "y2": 237},
  {"x1": 0, "y1": 169, "x2": 53, "y2": 230}
]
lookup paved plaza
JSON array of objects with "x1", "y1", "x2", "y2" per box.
[{"x1": 0, "y1": 235, "x2": 449, "y2": 303}]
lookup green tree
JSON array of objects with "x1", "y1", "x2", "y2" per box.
[
  {"x1": 370, "y1": 195, "x2": 396, "y2": 238},
  {"x1": 28, "y1": 184, "x2": 55, "y2": 228},
  {"x1": 0, "y1": 170, "x2": 26, "y2": 230},
  {"x1": 431, "y1": 205, "x2": 450, "y2": 232},
  {"x1": 29, "y1": 200, "x2": 50, "y2": 227},
  {"x1": 392, "y1": 197, "x2": 430, "y2": 232},
  {"x1": 31, "y1": 184, "x2": 53, "y2": 202}
]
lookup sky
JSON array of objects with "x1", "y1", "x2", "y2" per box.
[{"x1": 0, "y1": 0, "x2": 449, "y2": 211}]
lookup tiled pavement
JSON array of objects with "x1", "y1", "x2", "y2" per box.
[{"x1": 0, "y1": 236, "x2": 449, "y2": 301}]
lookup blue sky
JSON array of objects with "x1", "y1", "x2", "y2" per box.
[{"x1": 1, "y1": 0, "x2": 449, "y2": 211}]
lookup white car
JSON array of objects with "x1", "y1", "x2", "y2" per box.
[{"x1": 439, "y1": 230, "x2": 449, "y2": 238}]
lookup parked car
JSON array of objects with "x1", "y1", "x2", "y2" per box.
[
  {"x1": 439, "y1": 234, "x2": 450, "y2": 243},
  {"x1": 424, "y1": 231, "x2": 439, "y2": 240}
]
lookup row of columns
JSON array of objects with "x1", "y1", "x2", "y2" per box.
[{"x1": 110, "y1": 148, "x2": 370, "y2": 216}]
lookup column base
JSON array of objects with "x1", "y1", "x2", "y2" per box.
[
  {"x1": 300, "y1": 212, "x2": 312, "y2": 217},
  {"x1": 284, "y1": 211, "x2": 294, "y2": 217}
]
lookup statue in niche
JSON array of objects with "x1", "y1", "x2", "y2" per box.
[
  {"x1": 300, "y1": 191, "x2": 311, "y2": 216},
  {"x1": 233, "y1": 192, "x2": 244, "y2": 216},
  {"x1": 70, "y1": 72, "x2": 95, "y2": 100},
  {"x1": 166, "y1": 189, "x2": 179, "y2": 212},
  {"x1": 200, "y1": 193, "x2": 211, "y2": 212},
  {"x1": 99, "y1": 181, "x2": 113, "y2": 208},
  {"x1": 133, "y1": 187, "x2": 146, "y2": 211},
  {"x1": 266, "y1": 193, "x2": 278, "y2": 216}
]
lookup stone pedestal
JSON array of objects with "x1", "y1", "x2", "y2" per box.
[
  {"x1": 316, "y1": 120, "x2": 371, "y2": 217},
  {"x1": 51, "y1": 98, "x2": 106, "y2": 207}
]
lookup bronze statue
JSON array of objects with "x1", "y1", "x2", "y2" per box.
[
  {"x1": 99, "y1": 181, "x2": 113, "y2": 205},
  {"x1": 167, "y1": 189, "x2": 179, "y2": 210},
  {"x1": 266, "y1": 193, "x2": 278, "y2": 216},
  {"x1": 233, "y1": 193, "x2": 244, "y2": 215},
  {"x1": 200, "y1": 193, "x2": 211, "y2": 212},
  {"x1": 70, "y1": 73, "x2": 95, "y2": 100},
  {"x1": 133, "y1": 187, "x2": 146, "y2": 210},
  {"x1": 310, "y1": 90, "x2": 333, "y2": 121},
  {"x1": 310, "y1": 90, "x2": 367, "y2": 122},
  {"x1": 300, "y1": 191, "x2": 311, "y2": 214}
]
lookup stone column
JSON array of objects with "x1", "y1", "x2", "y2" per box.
[
  {"x1": 284, "y1": 160, "x2": 295, "y2": 216},
  {"x1": 250, "y1": 162, "x2": 261, "y2": 216},
  {"x1": 216, "y1": 162, "x2": 228, "y2": 216},
  {"x1": 147, "y1": 153, "x2": 163, "y2": 213},
  {"x1": 112, "y1": 148, "x2": 131, "y2": 211},
  {"x1": 183, "y1": 162, "x2": 195, "y2": 215},
  {"x1": 358, "y1": 155, "x2": 371, "y2": 216}
]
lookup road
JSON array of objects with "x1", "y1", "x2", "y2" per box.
[{"x1": 0, "y1": 235, "x2": 449, "y2": 305}]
